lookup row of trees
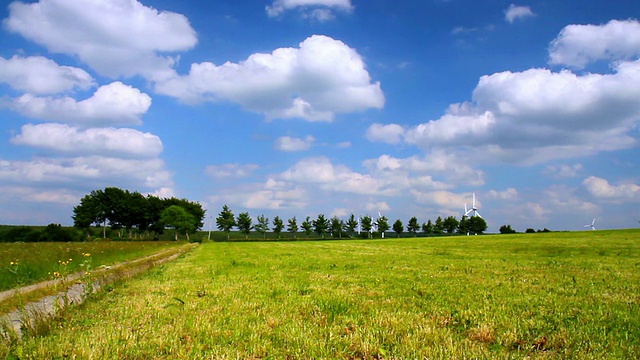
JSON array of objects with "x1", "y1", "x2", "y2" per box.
[
  {"x1": 215, "y1": 205, "x2": 488, "y2": 240},
  {"x1": 73, "y1": 187, "x2": 205, "y2": 240}
]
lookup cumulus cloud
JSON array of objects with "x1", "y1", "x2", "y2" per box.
[
  {"x1": 205, "y1": 164, "x2": 260, "y2": 179},
  {"x1": 583, "y1": 176, "x2": 640, "y2": 202},
  {"x1": 275, "y1": 135, "x2": 315, "y2": 151},
  {"x1": 4, "y1": 0, "x2": 197, "y2": 80},
  {"x1": 155, "y1": 35, "x2": 384, "y2": 121},
  {"x1": 365, "y1": 123, "x2": 405, "y2": 144},
  {"x1": 11, "y1": 123, "x2": 162, "y2": 158},
  {"x1": 211, "y1": 181, "x2": 309, "y2": 210},
  {"x1": 266, "y1": 0, "x2": 354, "y2": 20},
  {"x1": 543, "y1": 163, "x2": 583, "y2": 178},
  {"x1": 504, "y1": 4, "x2": 534, "y2": 23},
  {"x1": 549, "y1": 19, "x2": 640, "y2": 69},
  {"x1": 11, "y1": 82, "x2": 152, "y2": 126},
  {"x1": 0, "y1": 55, "x2": 95, "y2": 95}
]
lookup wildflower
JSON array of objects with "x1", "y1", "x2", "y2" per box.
[
  {"x1": 10, "y1": 261, "x2": 16, "y2": 266},
  {"x1": 84, "y1": 253, "x2": 91, "y2": 257}
]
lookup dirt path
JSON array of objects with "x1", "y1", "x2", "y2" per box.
[{"x1": 0, "y1": 243, "x2": 198, "y2": 339}]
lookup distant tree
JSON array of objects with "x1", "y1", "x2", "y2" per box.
[
  {"x1": 376, "y1": 216, "x2": 390, "y2": 238},
  {"x1": 287, "y1": 217, "x2": 299, "y2": 239},
  {"x1": 407, "y1": 217, "x2": 419, "y2": 236},
  {"x1": 468, "y1": 216, "x2": 488, "y2": 235},
  {"x1": 361, "y1": 215, "x2": 373, "y2": 238},
  {"x1": 38, "y1": 224, "x2": 79, "y2": 242},
  {"x1": 301, "y1": 216, "x2": 313, "y2": 236},
  {"x1": 160, "y1": 205, "x2": 196, "y2": 241},
  {"x1": 434, "y1": 216, "x2": 444, "y2": 234},
  {"x1": 422, "y1": 220, "x2": 433, "y2": 235},
  {"x1": 216, "y1": 205, "x2": 236, "y2": 241},
  {"x1": 313, "y1": 214, "x2": 329, "y2": 238},
  {"x1": 525, "y1": 228, "x2": 536, "y2": 233},
  {"x1": 443, "y1": 216, "x2": 459, "y2": 234},
  {"x1": 272, "y1": 216, "x2": 284, "y2": 239},
  {"x1": 393, "y1": 219, "x2": 404, "y2": 238},
  {"x1": 499, "y1": 225, "x2": 517, "y2": 234},
  {"x1": 458, "y1": 216, "x2": 470, "y2": 235},
  {"x1": 236, "y1": 212, "x2": 253, "y2": 239},
  {"x1": 256, "y1": 215, "x2": 270, "y2": 238},
  {"x1": 330, "y1": 216, "x2": 345, "y2": 239},
  {"x1": 345, "y1": 214, "x2": 359, "y2": 237}
]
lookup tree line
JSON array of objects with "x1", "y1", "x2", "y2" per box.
[
  {"x1": 73, "y1": 187, "x2": 205, "y2": 240},
  {"x1": 215, "y1": 205, "x2": 488, "y2": 241}
]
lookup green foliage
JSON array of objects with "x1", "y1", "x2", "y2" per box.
[
  {"x1": 360, "y1": 215, "x2": 373, "y2": 238},
  {"x1": 301, "y1": 216, "x2": 313, "y2": 236},
  {"x1": 255, "y1": 215, "x2": 270, "y2": 238},
  {"x1": 330, "y1": 216, "x2": 344, "y2": 239},
  {"x1": 312, "y1": 214, "x2": 328, "y2": 238},
  {"x1": 443, "y1": 216, "x2": 459, "y2": 234},
  {"x1": 236, "y1": 212, "x2": 253, "y2": 239},
  {"x1": 287, "y1": 217, "x2": 298, "y2": 239},
  {"x1": 215, "y1": 205, "x2": 236, "y2": 240},
  {"x1": 272, "y1": 216, "x2": 284, "y2": 239},
  {"x1": 500, "y1": 224, "x2": 518, "y2": 234},
  {"x1": 407, "y1": 216, "x2": 419, "y2": 236},
  {"x1": 376, "y1": 216, "x2": 390, "y2": 236},
  {"x1": 160, "y1": 206, "x2": 196, "y2": 241},
  {"x1": 422, "y1": 220, "x2": 433, "y2": 234},
  {"x1": 345, "y1": 214, "x2": 358, "y2": 237},
  {"x1": 393, "y1": 219, "x2": 404, "y2": 237}
]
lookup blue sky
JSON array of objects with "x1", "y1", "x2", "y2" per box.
[{"x1": 1, "y1": 0, "x2": 639, "y2": 232}]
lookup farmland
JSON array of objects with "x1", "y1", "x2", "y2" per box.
[{"x1": 2, "y1": 230, "x2": 639, "y2": 358}]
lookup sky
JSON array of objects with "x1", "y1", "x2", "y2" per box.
[{"x1": 0, "y1": 0, "x2": 639, "y2": 232}]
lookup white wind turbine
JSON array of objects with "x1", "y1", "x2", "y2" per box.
[
  {"x1": 584, "y1": 218, "x2": 596, "y2": 230},
  {"x1": 464, "y1": 193, "x2": 482, "y2": 218}
]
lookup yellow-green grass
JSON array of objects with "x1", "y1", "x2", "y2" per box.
[
  {"x1": 4, "y1": 230, "x2": 639, "y2": 359},
  {"x1": 0, "y1": 241, "x2": 187, "y2": 292}
]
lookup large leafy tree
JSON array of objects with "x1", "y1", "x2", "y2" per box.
[
  {"x1": 312, "y1": 214, "x2": 329, "y2": 238},
  {"x1": 345, "y1": 214, "x2": 358, "y2": 237},
  {"x1": 236, "y1": 212, "x2": 253, "y2": 239},
  {"x1": 272, "y1": 216, "x2": 284, "y2": 239},
  {"x1": 393, "y1": 219, "x2": 404, "y2": 238},
  {"x1": 376, "y1": 216, "x2": 390, "y2": 238},
  {"x1": 255, "y1": 215, "x2": 270, "y2": 238},
  {"x1": 330, "y1": 216, "x2": 345, "y2": 239},
  {"x1": 422, "y1": 220, "x2": 433, "y2": 235},
  {"x1": 301, "y1": 216, "x2": 313, "y2": 236},
  {"x1": 468, "y1": 216, "x2": 488, "y2": 235},
  {"x1": 434, "y1": 216, "x2": 444, "y2": 234},
  {"x1": 216, "y1": 205, "x2": 236, "y2": 240},
  {"x1": 361, "y1": 215, "x2": 373, "y2": 238},
  {"x1": 443, "y1": 216, "x2": 459, "y2": 234},
  {"x1": 287, "y1": 217, "x2": 298, "y2": 239},
  {"x1": 407, "y1": 217, "x2": 419, "y2": 236},
  {"x1": 160, "y1": 205, "x2": 196, "y2": 241}
]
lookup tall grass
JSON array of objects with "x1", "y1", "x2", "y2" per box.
[{"x1": 3, "y1": 230, "x2": 639, "y2": 358}]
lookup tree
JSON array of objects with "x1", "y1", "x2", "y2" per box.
[
  {"x1": 468, "y1": 216, "x2": 488, "y2": 235},
  {"x1": 443, "y1": 216, "x2": 459, "y2": 234},
  {"x1": 422, "y1": 220, "x2": 433, "y2": 235},
  {"x1": 256, "y1": 215, "x2": 270, "y2": 238},
  {"x1": 499, "y1": 224, "x2": 517, "y2": 234},
  {"x1": 301, "y1": 216, "x2": 313, "y2": 236},
  {"x1": 376, "y1": 216, "x2": 390, "y2": 238},
  {"x1": 330, "y1": 216, "x2": 344, "y2": 239},
  {"x1": 393, "y1": 219, "x2": 404, "y2": 238},
  {"x1": 361, "y1": 215, "x2": 373, "y2": 238},
  {"x1": 345, "y1": 214, "x2": 358, "y2": 237},
  {"x1": 272, "y1": 216, "x2": 284, "y2": 239},
  {"x1": 407, "y1": 217, "x2": 419, "y2": 236},
  {"x1": 160, "y1": 205, "x2": 196, "y2": 241},
  {"x1": 458, "y1": 216, "x2": 470, "y2": 235},
  {"x1": 312, "y1": 214, "x2": 329, "y2": 238},
  {"x1": 287, "y1": 217, "x2": 299, "y2": 239},
  {"x1": 434, "y1": 216, "x2": 444, "y2": 234},
  {"x1": 236, "y1": 212, "x2": 253, "y2": 239},
  {"x1": 525, "y1": 228, "x2": 536, "y2": 233},
  {"x1": 216, "y1": 205, "x2": 236, "y2": 241}
]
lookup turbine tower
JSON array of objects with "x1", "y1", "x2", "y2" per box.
[
  {"x1": 463, "y1": 193, "x2": 482, "y2": 218},
  {"x1": 584, "y1": 218, "x2": 596, "y2": 231}
]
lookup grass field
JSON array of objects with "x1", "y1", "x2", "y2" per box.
[
  {"x1": 0, "y1": 241, "x2": 187, "y2": 292},
  {"x1": 2, "y1": 230, "x2": 639, "y2": 359}
]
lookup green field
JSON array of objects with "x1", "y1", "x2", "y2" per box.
[{"x1": 2, "y1": 230, "x2": 639, "y2": 359}]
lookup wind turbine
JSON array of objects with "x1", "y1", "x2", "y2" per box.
[
  {"x1": 463, "y1": 193, "x2": 482, "y2": 218},
  {"x1": 584, "y1": 218, "x2": 596, "y2": 231}
]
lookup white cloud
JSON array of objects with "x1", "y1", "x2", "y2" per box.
[
  {"x1": 4, "y1": 0, "x2": 197, "y2": 80},
  {"x1": 549, "y1": 19, "x2": 640, "y2": 69},
  {"x1": 365, "y1": 123, "x2": 405, "y2": 144},
  {"x1": 266, "y1": 0, "x2": 353, "y2": 20},
  {"x1": 0, "y1": 55, "x2": 95, "y2": 95},
  {"x1": 275, "y1": 135, "x2": 315, "y2": 151},
  {"x1": 583, "y1": 176, "x2": 640, "y2": 202},
  {"x1": 11, "y1": 82, "x2": 152, "y2": 126},
  {"x1": 543, "y1": 163, "x2": 583, "y2": 178},
  {"x1": 504, "y1": 4, "x2": 534, "y2": 23},
  {"x1": 211, "y1": 181, "x2": 309, "y2": 210},
  {"x1": 486, "y1": 188, "x2": 518, "y2": 200},
  {"x1": 205, "y1": 164, "x2": 259, "y2": 179},
  {"x1": 155, "y1": 35, "x2": 384, "y2": 121},
  {"x1": 365, "y1": 201, "x2": 390, "y2": 213},
  {"x1": 11, "y1": 123, "x2": 163, "y2": 158}
]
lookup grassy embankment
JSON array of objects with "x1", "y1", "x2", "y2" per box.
[{"x1": 3, "y1": 230, "x2": 639, "y2": 358}]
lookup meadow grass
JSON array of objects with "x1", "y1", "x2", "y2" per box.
[
  {"x1": 0, "y1": 241, "x2": 187, "y2": 292},
  {"x1": 3, "y1": 230, "x2": 639, "y2": 359}
]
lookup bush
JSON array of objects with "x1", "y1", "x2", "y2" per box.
[{"x1": 499, "y1": 225, "x2": 517, "y2": 234}]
